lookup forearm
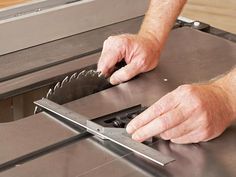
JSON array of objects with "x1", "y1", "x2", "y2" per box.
[
  {"x1": 214, "y1": 67, "x2": 236, "y2": 120},
  {"x1": 139, "y1": 0, "x2": 187, "y2": 48}
]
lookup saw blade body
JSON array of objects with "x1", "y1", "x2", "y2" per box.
[{"x1": 34, "y1": 69, "x2": 111, "y2": 113}]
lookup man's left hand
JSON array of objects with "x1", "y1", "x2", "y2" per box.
[{"x1": 126, "y1": 83, "x2": 235, "y2": 144}]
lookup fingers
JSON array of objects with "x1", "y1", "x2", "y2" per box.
[
  {"x1": 160, "y1": 115, "x2": 198, "y2": 140},
  {"x1": 98, "y1": 34, "x2": 161, "y2": 85},
  {"x1": 126, "y1": 92, "x2": 178, "y2": 134},
  {"x1": 170, "y1": 124, "x2": 219, "y2": 144},
  {"x1": 126, "y1": 83, "x2": 232, "y2": 144},
  {"x1": 109, "y1": 59, "x2": 140, "y2": 85},
  {"x1": 97, "y1": 36, "x2": 126, "y2": 76},
  {"x1": 170, "y1": 129, "x2": 203, "y2": 144},
  {"x1": 131, "y1": 107, "x2": 187, "y2": 142}
]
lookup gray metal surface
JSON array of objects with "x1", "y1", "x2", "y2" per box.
[
  {"x1": 0, "y1": 16, "x2": 143, "y2": 100},
  {"x1": 0, "y1": 0, "x2": 148, "y2": 55},
  {"x1": 0, "y1": 17, "x2": 143, "y2": 121},
  {"x1": 0, "y1": 27, "x2": 235, "y2": 177},
  {"x1": 0, "y1": 112, "x2": 77, "y2": 165}
]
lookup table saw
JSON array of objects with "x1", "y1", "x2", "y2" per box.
[{"x1": 0, "y1": 0, "x2": 236, "y2": 177}]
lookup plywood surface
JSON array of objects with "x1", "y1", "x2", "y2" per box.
[{"x1": 182, "y1": 0, "x2": 236, "y2": 34}]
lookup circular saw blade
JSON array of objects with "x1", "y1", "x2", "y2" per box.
[{"x1": 34, "y1": 69, "x2": 111, "y2": 114}]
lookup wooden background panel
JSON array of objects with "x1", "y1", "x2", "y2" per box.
[
  {"x1": 0, "y1": 0, "x2": 29, "y2": 8},
  {"x1": 182, "y1": 0, "x2": 236, "y2": 34}
]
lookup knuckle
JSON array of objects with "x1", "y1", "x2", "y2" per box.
[
  {"x1": 104, "y1": 35, "x2": 127, "y2": 47},
  {"x1": 178, "y1": 85, "x2": 198, "y2": 98},
  {"x1": 159, "y1": 116, "x2": 170, "y2": 132},
  {"x1": 103, "y1": 39, "x2": 111, "y2": 48},
  {"x1": 151, "y1": 104, "x2": 163, "y2": 115},
  {"x1": 116, "y1": 37, "x2": 128, "y2": 50},
  {"x1": 135, "y1": 58, "x2": 149, "y2": 71},
  {"x1": 107, "y1": 35, "x2": 116, "y2": 41},
  {"x1": 192, "y1": 97, "x2": 204, "y2": 111},
  {"x1": 178, "y1": 85, "x2": 206, "y2": 111},
  {"x1": 177, "y1": 84, "x2": 193, "y2": 93},
  {"x1": 199, "y1": 114, "x2": 211, "y2": 128}
]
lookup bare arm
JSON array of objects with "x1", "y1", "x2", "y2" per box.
[
  {"x1": 97, "y1": 0, "x2": 187, "y2": 85},
  {"x1": 214, "y1": 67, "x2": 236, "y2": 117},
  {"x1": 139, "y1": 0, "x2": 187, "y2": 49}
]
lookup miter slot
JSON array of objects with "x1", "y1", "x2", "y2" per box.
[
  {"x1": 86, "y1": 120, "x2": 106, "y2": 139},
  {"x1": 0, "y1": 132, "x2": 91, "y2": 172}
]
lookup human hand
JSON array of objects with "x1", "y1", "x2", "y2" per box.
[
  {"x1": 126, "y1": 83, "x2": 235, "y2": 144},
  {"x1": 97, "y1": 33, "x2": 161, "y2": 85}
]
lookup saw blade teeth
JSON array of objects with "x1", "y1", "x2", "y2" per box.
[
  {"x1": 54, "y1": 82, "x2": 61, "y2": 92},
  {"x1": 61, "y1": 76, "x2": 69, "y2": 88},
  {"x1": 85, "y1": 70, "x2": 94, "y2": 76},
  {"x1": 91, "y1": 70, "x2": 97, "y2": 76},
  {"x1": 46, "y1": 88, "x2": 53, "y2": 98},
  {"x1": 77, "y1": 70, "x2": 86, "y2": 79},
  {"x1": 84, "y1": 71, "x2": 90, "y2": 76},
  {"x1": 69, "y1": 72, "x2": 77, "y2": 82}
]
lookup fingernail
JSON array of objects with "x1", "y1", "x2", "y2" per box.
[
  {"x1": 110, "y1": 75, "x2": 119, "y2": 85},
  {"x1": 126, "y1": 123, "x2": 137, "y2": 134},
  {"x1": 126, "y1": 124, "x2": 133, "y2": 134},
  {"x1": 109, "y1": 76, "x2": 116, "y2": 85}
]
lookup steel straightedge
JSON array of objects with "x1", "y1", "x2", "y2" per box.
[{"x1": 35, "y1": 99, "x2": 174, "y2": 166}]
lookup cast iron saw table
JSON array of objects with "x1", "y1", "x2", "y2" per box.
[{"x1": 0, "y1": 26, "x2": 235, "y2": 177}]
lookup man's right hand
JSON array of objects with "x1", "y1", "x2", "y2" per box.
[{"x1": 97, "y1": 33, "x2": 161, "y2": 85}]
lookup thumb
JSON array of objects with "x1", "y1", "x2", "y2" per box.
[{"x1": 110, "y1": 60, "x2": 141, "y2": 85}]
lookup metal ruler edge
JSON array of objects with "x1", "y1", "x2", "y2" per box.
[{"x1": 34, "y1": 98, "x2": 175, "y2": 166}]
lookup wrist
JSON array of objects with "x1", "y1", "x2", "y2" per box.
[
  {"x1": 212, "y1": 80, "x2": 236, "y2": 122},
  {"x1": 138, "y1": 30, "x2": 162, "y2": 50}
]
